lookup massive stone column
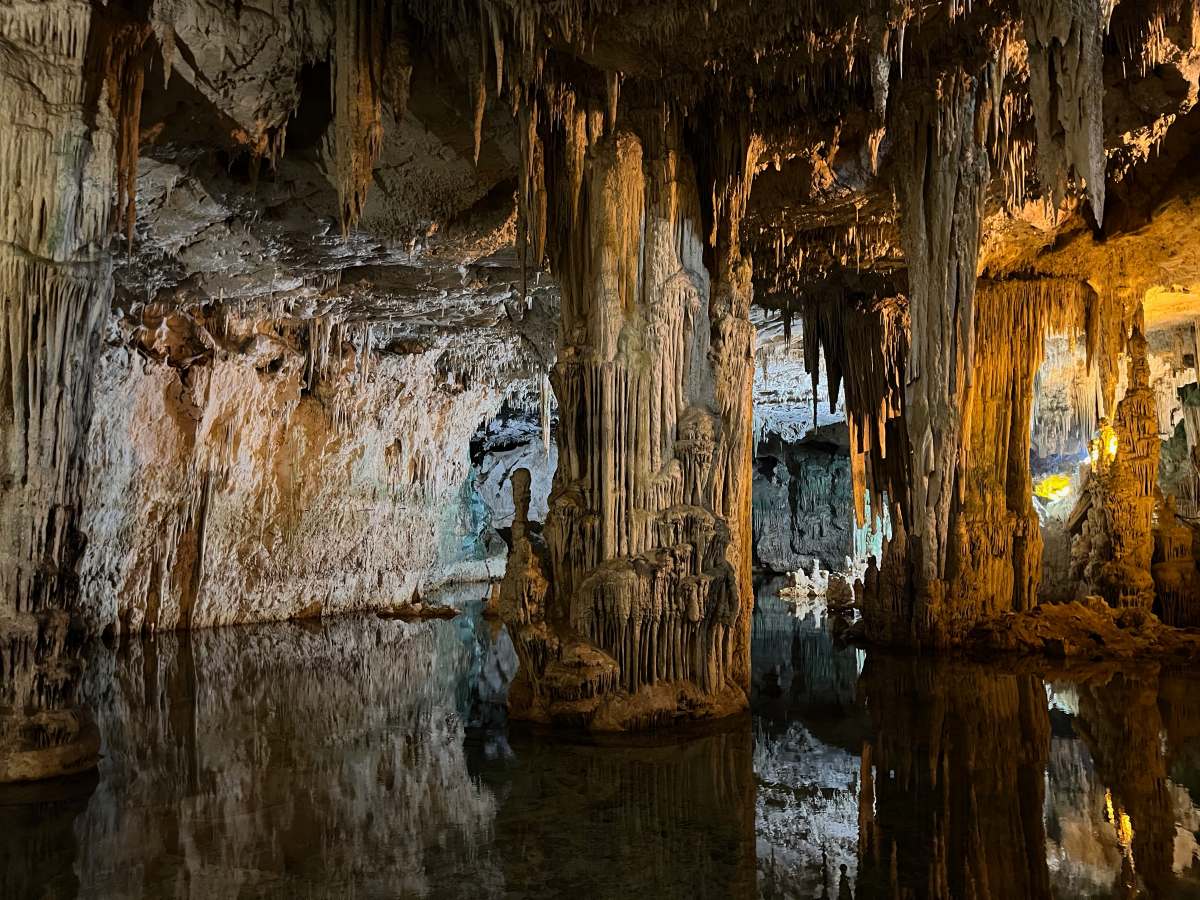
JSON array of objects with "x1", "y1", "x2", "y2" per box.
[
  {"x1": 864, "y1": 70, "x2": 990, "y2": 647},
  {"x1": 501, "y1": 119, "x2": 757, "y2": 729},
  {"x1": 0, "y1": 1, "x2": 129, "y2": 780}
]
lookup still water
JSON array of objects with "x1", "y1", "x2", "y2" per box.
[{"x1": 7, "y1": 579, "x2": 1200, "y2": 899}]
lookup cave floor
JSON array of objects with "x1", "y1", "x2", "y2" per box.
[{"x1": 7, "y1": 585, "x2": 1200, "y2": 899}]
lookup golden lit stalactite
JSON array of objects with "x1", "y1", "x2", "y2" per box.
[
  {"x1": 800, "y1": 292, "x2": 910, "y2": 534},
  {"x1": 1152, "y1": 496, "x2": 1200, "y2": 626},
  {"x1": 950, "y1": 279, "x2": 1087, "y2": 624}
]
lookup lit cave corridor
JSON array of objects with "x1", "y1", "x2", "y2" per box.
[{"x1": 11, "y1": 2, "x2": 1200, "y2": 898}]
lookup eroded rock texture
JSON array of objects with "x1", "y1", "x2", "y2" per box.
[
  {"x1": 0, "y1": 1, "x2": 119, "y2": 782},
  {"x1": 501, "y1": 120, "x2": 757, "y2": 729},
  {"x1": 77, "y1": 307, "x2": 519, "y2": 633}
]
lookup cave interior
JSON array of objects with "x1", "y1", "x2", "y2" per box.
[{"x1": 8, "y1": 0, "x2": 1200, "y2": 896}]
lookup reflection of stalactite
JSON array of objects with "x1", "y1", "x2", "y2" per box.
[
  {"x1": 0, "y1": 772, "x2": 97, "y2": 898},
  {"x1": 501, "y1": 101, "x2": 757, "y2": 729},
  {"x1": 58, "y1": 616, "x2": 500, "y2": 898},
  {"x1": 1074, "y1": 672, "x2": 1178, "y2": 898},
  {"x1": 857, "y1": 656, "x2": 1052, "y2": 899}
]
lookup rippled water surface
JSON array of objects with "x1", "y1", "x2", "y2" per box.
[{"x1": 8, "y1": 581, "x2": 1200, "y2": 898}]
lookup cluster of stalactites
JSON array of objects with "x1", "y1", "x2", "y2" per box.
[
  {"x1": 799, "y1": 292, "x2": 909, "y2": 532},
  {"x1": 332, "y1": 0, "x2": 410, "y2": 235},
  {"x1": 951, "y1": 278, "x2": 1090, "y2": 621},
  {"x1": 1018, "y1": 0, "x2": 1107, "y2": 225}
]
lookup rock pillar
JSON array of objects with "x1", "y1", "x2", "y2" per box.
[
  {"x1": 501, "y1": 122, "x2": 756, "y2": 729},
  {"x1": 0, "y1": 1, "x2": 129, "y2": 781}
]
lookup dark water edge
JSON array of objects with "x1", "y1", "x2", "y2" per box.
[{"x1": 6, "y1": 580, "x2": 1200, "y2": 899}]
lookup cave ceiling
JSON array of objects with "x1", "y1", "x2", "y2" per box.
[{"x1": 106, "y1": 0, "x2": 1200, "y2": 356}]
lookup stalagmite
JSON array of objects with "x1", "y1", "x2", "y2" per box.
[
  {"x1": 1072, "y1": 327, "x2": 1160, "y2": 609},
  {"x1": 500, "y1": 110, "x2": 758, "y2": 730}
]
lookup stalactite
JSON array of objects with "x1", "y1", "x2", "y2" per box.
[
  {"x1": 0, "y1": 0, "x2": 119, "y2": 781},
  {"x1": 950, "y1": 278, "x2": 1088, "y2": 627},
  {"x1": 332, "y1": 0, "x2": 388, "y2": 235},
  {"x1": 800, "y1": 292, "x2": 909, "y2": 532},
  {"x1": 1019, "y1": 0, "x2": 1107, "y2": 224},
  {"x1": 95, "y1": 14, "x2": 153, "y2": 245},
  {"x1": 1152, "y1": 497, "x2": 1200, "y2": 626}
]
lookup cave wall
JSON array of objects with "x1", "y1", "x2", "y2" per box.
[
  {"x1": 76, "y1": 307, "x2": 515, "y2": 633},
  {"x1": 752, "y1": 434, "x2": 855, "y2": 574}
]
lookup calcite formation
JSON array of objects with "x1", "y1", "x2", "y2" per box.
[
  {"x1": 0, "y1": 0, "x2": 117, "y2": 783},
  {"x1": 500, "y1": 121, "x2": 756, "y2": 729},
  {"x1": 1072, "y1": 328, "x2": 1161, "y2": 609},
  {"x1": 77, "y1": 306, "x2": 519, "y2": 633}
]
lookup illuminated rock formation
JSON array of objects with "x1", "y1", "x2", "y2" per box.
[
  {"x1": 950, "y1": 280, "x2": 1087, "y2": 626},
  {"x1": 77, "y1": 306, "x2": 522, "y2": 633},
  {"x1": 500, "y1": 119, "x2": 757, "y2": 729},
  {"x1": 1074, "y1": 329, "x2": 1161, "y2": 609}
]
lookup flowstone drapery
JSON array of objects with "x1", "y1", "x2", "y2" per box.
[
  {"x1": 500, "y1": 122, "x2": 757, "y2": 730},
  {"x1": 0, "y1": 1, "x2": 128, "y2": 781}
]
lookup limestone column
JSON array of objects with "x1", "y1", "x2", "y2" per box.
[
  {"x1": 0, "y1": 1, "x2": 130, "y2": 781},
  {"x1": 867, "y1": 70, "x2": 989, "y2": 646},
  {"x1": 501, "y1": 117, "x2": 757, "y2": 729}
]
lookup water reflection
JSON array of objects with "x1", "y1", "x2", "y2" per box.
[{"x1": 6, "y1": 587, "x2": 1200, "y2": 898}]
